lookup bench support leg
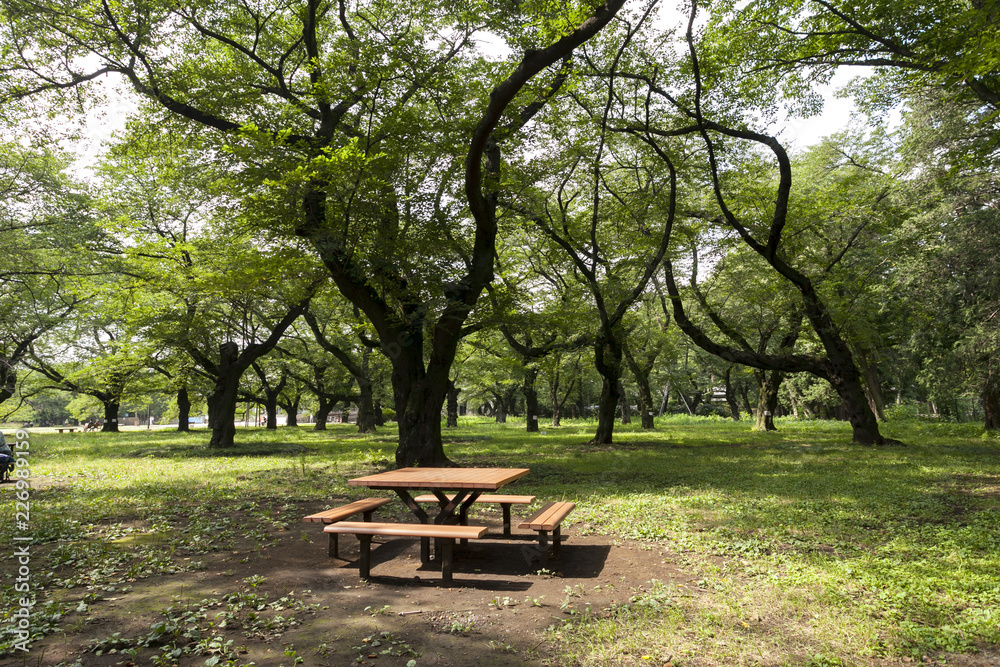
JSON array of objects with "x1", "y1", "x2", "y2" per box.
[
  {"x1": 501, "y1": 504, "x2": 512, "y2": 537},
  {"x1": 440, "y1": 539, "x2": 454, "y2": 582},
  {"x1": 358, "y1": 535, "x2": 372, "y2": 579},
  {"x1": 328, "y1": 533, "x2": 339, "y2": 559},
  {"x1": 537, "y1": 530, "x2": 550, "y2": 567},
  {"x1": 553, "y1": 526, "x2": 562, "y2": 556}
]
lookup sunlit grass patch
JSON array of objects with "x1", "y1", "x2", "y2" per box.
[{"x1": 1, "y1": 417, "x2": 999, "y2": 663}]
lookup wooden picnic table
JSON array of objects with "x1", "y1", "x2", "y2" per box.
[{"x1": 348, "y1": 467, "x2": 530, "y2": 564}]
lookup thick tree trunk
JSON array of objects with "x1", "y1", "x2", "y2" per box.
[
  {"x1": 824, "y1": 347, "x2": 890, "y2": 444},
  {"x1": 797, "y1": 282, "x2": 893, "y2": 444},
  {"x1": 282, "y1": 395, "x2": 300, "y2": 428},
  {"x1": 446, "y1": 380, "x2": 460, "y2": 428},
  {"x1": 177, "y1": 386, "x2": 191, "y2": 432},
  {"x1": 493, "y1": 392, "x2": 508, "y2": 424},
  {"x1": 632, "y1": 375, "x2": 655, "y2": 429},
  {"x1": 264, "y1": 396, "x2": 278, "y2": 430},
  {"x1": 101, "y1": 399, "x2": 120, "y2": 433},
  {"x1": 392, "y1": 344, "x2": 452, "y2": 467},
  {"x1": 356, "y1": 378, "x2": 377, "y2": 433},
  {"x1": 754, "y1": 370, "x2": 781, "y2": 431},
  {"x1": 623, "y1": 343, "x2": 658, "y2": 428},
  {"x1": 618, "y1": 382, "x2": 631, "y2": 424},
  {"x1": 208, "y1": 342, "x2": 242, "y2": 448},
  {"x1": 858, "y1": 355, "x2": 886, "y2": 421},
  {"x1": 591, "y1": 339, "x2": 623, "y2": 445},
  {"x1": 983, "y1": 385, "x2": 999, "y2": 431},
  {"x1": 314, "y1": 395, "x2": 331, "y2": 431},
  {"x1": 524, "y1": 368, "x2": 540, "y2": 433},
  {"x1": 0, "y1": 361, "x2": 16, "y2": 408}
]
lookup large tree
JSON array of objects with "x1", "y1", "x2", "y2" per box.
[
  {"x1": 0, "y1": 141, "x2": 93, "y2": 411},
  {"x1": 893, "y1": 92, "x2": 1000, "y2": 429},
  {"x1": 708, "y1": 0, "x2": 1000, "y2": 116},
  {"x1": 0, "y1": 0, "x2": 627, "y2": 466},
  {"x1": 615, "y1": 3, "x2": 902, "y2": 444},
  {"x1": 498, "y1": 4, "x2": 681, "y2": 444}
]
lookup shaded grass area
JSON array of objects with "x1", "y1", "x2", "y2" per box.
[{"x1": 1, "y1": 416, "x2": 999, "y2": 665}]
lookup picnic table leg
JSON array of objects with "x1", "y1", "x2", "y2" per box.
[
  {"x1": 447, "y1": 491, "x2": 480, "y2": 546},
  {"x1": 394, "y1": 490, "x2": 432, "y2": 565},
  {"x1": 432, "y1": 490, "x2": 477, "y2": 551}
]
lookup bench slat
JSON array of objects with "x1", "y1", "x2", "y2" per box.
[
  {"x1": 324, "y1": 521, "x2": 487, "y2": 540},
  {"x1": 519, "y1": 501, "x2": 575, "y2": 531},
  {"x1": 412, "y1": 493, "x2": 536, "y2": 504},
  {"x1": 302, "y1": 497, "x2": 393, "y2": 524}
]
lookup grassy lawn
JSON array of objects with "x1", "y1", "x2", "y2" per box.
[{"x1": 1, "y1": 417, "x2": 999, "y2": 665}]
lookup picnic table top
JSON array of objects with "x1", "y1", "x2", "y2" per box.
[{"x1": 347, "y1": 467, "x2": 530, "y2": 491}]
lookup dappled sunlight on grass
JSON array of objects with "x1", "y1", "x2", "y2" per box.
[{"x1": 2, "y1": 417, "x2": 999, "y2": 663}]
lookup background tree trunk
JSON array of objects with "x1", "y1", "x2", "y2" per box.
[
  {"x1": 524, "y1": 367, "x2": 540, "y2": 433},
  {"x1": 264, "y1": 396, "x2": 278, "y2": 429},
  {"x1": 176, "y1": 386, "x2": 191, "y2": 432},
  {"x1": 101, "y1": 399, "x2": 120, "y2": 433},
  {"x1": 446, "y1": 380, "x2": 460, "y2": 428},
  {"x1": 724, "y1": 367, "x2": 741, "y2": 421},
  {"x1": 208, "y1": 342, "x2": 243, "y2": 448},
  {"x1": 282, "y1": 395, "x2": 300, "y2": 428},
  {"x1": 618, "y1": 382, "x2": 631, "y2": 424},
  {"x1": 356, "y1": 378, "x2": 377, "y2": 433},
  {"x1": 314, "y1": 395, "x2": 331, "y2": 431},
  {"x1": 754, "y1": 370, "x2": 781, "y2": 431},
  {"x1": 493, "y1": 391, "x2": 508, "y2": 424},
  {"x1": 983, "y1": 385, "x2": 999, "y2": 431},
  {"x1": 592, "y1": 339, "x2": 623, "y2": 444}
]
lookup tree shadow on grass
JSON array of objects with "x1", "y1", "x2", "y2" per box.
[{"x1": 120, "y1": 442, "x2": 313, "y2": 458}]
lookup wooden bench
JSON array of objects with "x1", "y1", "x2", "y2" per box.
[
  {"x1": 413, "y1": 493, "x2": 536, "y2": 537},
  {"x1": 324, "y1": 522, "x2": 486, "y2": 582},
  {"x1": 56, "y1": 428, "x2": 77, "y2": 433},
  {"x1": 302, "y1": 497, "x2": 393, "y2": 558},
  {"x1": 519, "y1": 501, "x2": 575, "y2": 562}
]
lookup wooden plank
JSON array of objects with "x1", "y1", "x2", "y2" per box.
[
  {"x1": 301, "y1": 497, "x2": 393, "y2": 524},
  {"x1": 520, "y1": 501, "x2": 575, "y2": 531},
  {"x1": 412, "y1": 494, "x2": 535, "y2": 504},
  {"x1": 323, "y1": 521, "x2": 487, "y2": 539},
  {"x1": 348, "y1": 467, "x2": 530, "y2": 491}
]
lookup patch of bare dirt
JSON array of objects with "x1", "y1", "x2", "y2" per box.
[
  {"x1": 22, "y1": 501, "x2": 699, "y2": 666},
  {"x1": 17, "y1": 499, "x2": 1000, "y2": 667}
]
